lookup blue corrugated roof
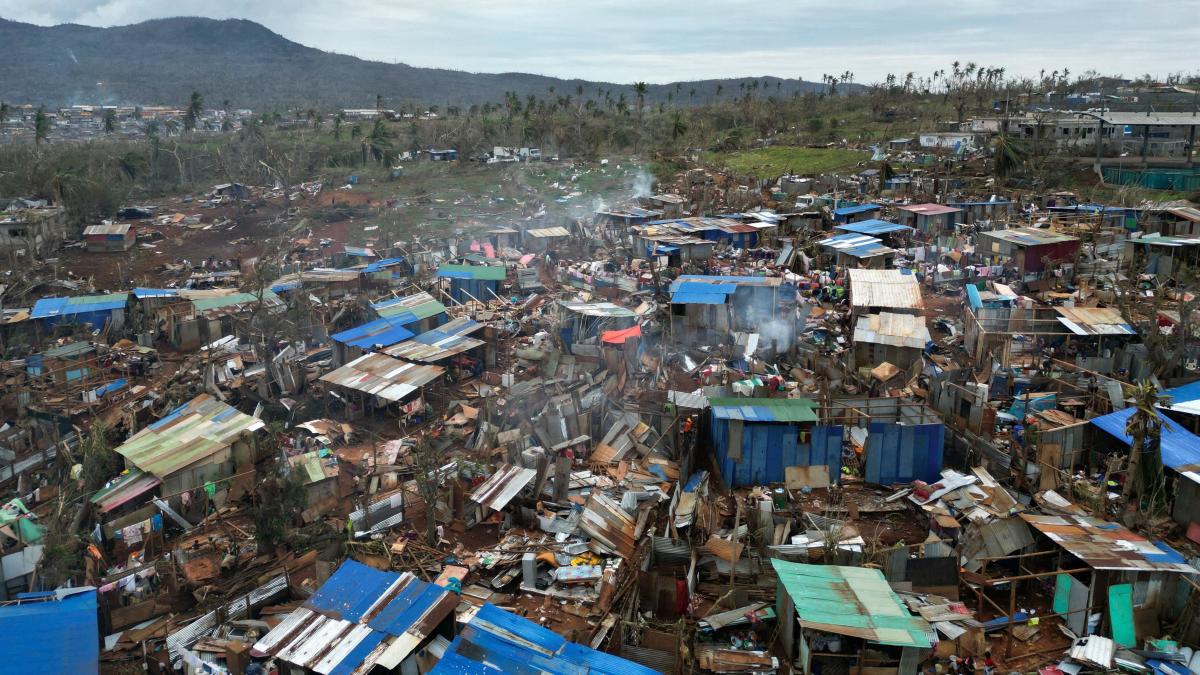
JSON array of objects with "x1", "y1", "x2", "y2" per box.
[
  {"x1": 675, "y1": 281, "x2": 736, "y2": 295},
  {"x1": 132, "y1": 288, "x2": 179, "y2": 299},
  {"x1": 834, "y1": 219, "x2": 915, "y2": 236},
  {"x1": 669, "y1": 274, "x2": 765, "y2": 293},
  {"x1": 1090, "y1": 408, "x2": 1200, "y2": 472},
  {"x1": 307, "y1": 560, "x2": 400, "y2": 622},
  {"x1": 331, "y1": 317, "x2": 416, "y2": 349},
  {"x1": 1164, "y1": 380, "x2": 1200, "y2": 405},
  {"x1": 0, "y1": 588, "x2": 99, "y2": 673},
  {"x1": 271, "y1": 280, "x2": 302, "y2": 293},
  {"x1": 671, "y1": 292, "x2": 729, "y2": 305},
  {"x1": 430, "y1": 603, "x2": 659, "y2": 675},
  {"x1": 966, "y1": 284, "x2": 983, "y2": 310},
  {"x1": 833, "y1": 203, "x2": 881, "y2": 216},
  {"x1": 31, "y1": 294, "x2": 128, "y2": 319},
  {"x1": 362, "y1": 257, "x2": 405, "y2": 273}
]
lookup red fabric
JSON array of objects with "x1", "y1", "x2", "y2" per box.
[{"x1": 601, "y1": 325, "x2": 642, "y2": 344}]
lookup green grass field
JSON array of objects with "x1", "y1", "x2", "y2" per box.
[{"x1": 711, "y1": 146, "x2": 869, "y2": 177}]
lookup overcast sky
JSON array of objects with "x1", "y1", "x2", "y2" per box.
[{"x1": 2, "y1": 0, "x2": 1196, "y2": 84}]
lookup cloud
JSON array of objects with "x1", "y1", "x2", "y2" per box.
[{"x1": 0, "y1": 0, "x2": 1195, "y2": 83}]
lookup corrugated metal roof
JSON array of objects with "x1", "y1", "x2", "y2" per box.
[
  {"x1": 41, "y1": 341, "x2": 94, "y2": 358},
  {"x1": 114, "y1": 394, "x2": 264, "y2": 479},
  {"x1": 343, "y1": 245, "x2": 377, "y2": 257},
  {"x1": 89, "y1": 469, "x2": 161, "y2": 513},
  {"x1": 847, "y1": 269, "x2": 924, "y2": 310},
  {"x1": 179, "y1": 289, "x2": 283, "y2": 315},
  {"x1": 1055, "y1": 307, "x2": 1135, "y2": 336},
  {"x1": 0, "y1": 588, "x2": 99, "y2": 674},
  {"x1": 383, "y1": 318, "x2": 484, "y2": 363},
  {"x1": 833, "y1": 203, "x2": 882, "y2": 216},
  {"x1": 525, "y1": 226, "x2": 571, "y2": 237},
  {"x1": 373, "y1": 292, "x2": 448, "y2": 322},
  {"x1": 1020, "y1": 514, "x2": 1197, "y2": 573},
  {"x1": 981, "y1": 227, "x2": 1078, "y2": 246},
  {"x1": 255, "y1": 561, "x2": 457, "y2": 675},
  {"x1": 1129, "y1": 234, "x2": 1200, "y2": 248},
  {"x1": 437, "y1": 263, "x2": 506, "y2": 280},
  {"x1": 31, "y1": 293, "x2": 128, "y2": 318},
  {"x1": 431, "y1": 603, "x2": 660, "y2": 675},
  {"x1": 1167, "y1": 207, "x2": 1200, "y2": 224},
  {"x1": 557, "y1": 300, "x2": 636, "y2": 317},
  {"x1": 83, "y1": 222, "x2": 131, "y2": 236},
  {"x1": 470, "y1": 464, "x2": 537, "y2": 511},
  {"x1": 709, "y1": 397, "x2": 818, "y2": 423},
  {"x1": 772, "y1": 560, "x2": 933, "y2": 648},
  {"x1": 671, "y1": 292, "x2": 728, "y2": 305},
  {"x1": 320, "y1": 354, "x2": 445, "y2": 402},
  {"x1": 896, "y1": 203, "x2": 961, "y2": 216},
  {"x1": 132, "y1": 288, "x2": 179, "y2": 299},
  {"x1": 362, "y1": 257, "x2": 405, "y2": 273},
  {"x1": 834, "y1": 219, "x2": 915, "y2": 236},
  {"x1": 1090, "y1": 407, "x2": 1200, "y2": 484},
  {"x1": 819, "y1": 233, "x2": 896, "y2": 259},
  {"x1": 669, "y1": 274, "x2": 781, "y2": 291},
  {"x1": 854, "y1": 312, "x2": 932, "y2": 349},
  {"x1": 330, "y1": 317, "x2": 416, "y2": 350}
]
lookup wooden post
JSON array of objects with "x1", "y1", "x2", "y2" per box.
[{"x1": 1004, "y1": 579, "x2": 1018, "y2": 659}]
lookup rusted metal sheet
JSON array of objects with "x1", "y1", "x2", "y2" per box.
[
  {"x1": 578, "y1": 492, "x2": 637, "y2": 557},
  {"x1": 1020, "y1": 514, "x2": 1196, "y2": 572},
  {"x1": 320, "y1": 353, "x2": 445, "y2": 402}
]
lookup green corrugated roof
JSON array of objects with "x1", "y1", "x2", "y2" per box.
[
  {"x1": 190, "y1": 290, "x2": 281, "y2": 312},
  {"x1": 114, "y1": 394, "x2": 265, "y2": 479},
  {"x1": 42, "y1": 341, "x2": 94, "y2": 358},
  {"x1": 438, "y1": 263, "x2": 507, "y2": 281},
  {"x1": 709, "y1": 397, "x2": 819, "y2": 423},
  {"x1": 67, "y1": 293, "x2": 128, "y2": 305},
  {"x1": 772, "y1": 560, "x2": 932, "y2": 648}
]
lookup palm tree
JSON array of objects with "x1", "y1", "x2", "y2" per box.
[
  {"x1": 185, "y1": 90, "x2": 203, "y2": 132},
  {"x1": 34, "y1": 106, "x2": 50, "y2": 146},
  {"x1": 103, "y1": 109, "x2": 116, "y2": 134},
  {"x1": 992, "y1": 133, "x2": 1027, "y2": 177},
  {"x1": 0, "y1": 102, "x2": 9, "y2": 125},
  {"x1": 670, "y1": 110, "x2": 688, "y2": 142},
  {"x1": 633, "y1": 82, "x2": 648, "y2": 118},
  {"x1": 333, "y1": 111, "x2": 346, "y2": 140},
  {"x1": 362, "y1": 117, "x2": 392, "y2": 165},
  {"x1": 1123, "y1": 382, "x2": 1172, "y2": 520}
]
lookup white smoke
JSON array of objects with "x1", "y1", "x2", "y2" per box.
[
  {"x1": 630, "y1": 169, "x2": 654, "y2": 199},
  {"x1": 67, "y1": 48, "x2": 78, "y2": 64}
]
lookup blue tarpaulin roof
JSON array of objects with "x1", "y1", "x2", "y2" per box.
[
  {"x1": 430, "y1": 603, "x2": 660, "y2": 675},
  {"x1": 331, "y1": 317, "x2": 416, "y2": 349},
  {"x1": 668, "y1": 274, "x2": 768, "y2": 293},
  {"x1": 1090, "y1": 407, "x2": 1200, "y2": 474},
  {"x1": 1164, "y1": 380, "x2": 1200, "y2": 405},
  {"x1": 0, "y1": 588, "x2": 99, "y2": 674},
  {"x1": 834, "y1": 219, "x2": 915, "y2": 236},
  {"x1": 833, "y1": 203, "x2": 881, "y2": 217},
  {"x1": 271, "y1": 280, "x2": 302, "y2": 293}
]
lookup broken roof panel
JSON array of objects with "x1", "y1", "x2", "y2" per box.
[
  {"x1": 525, "y1": 226, "x2": 572, "y2": 237},
  {"x1": 255, "y1": 561, "x2": 457, "y2": 675},
  {"x1": 89, "y1": 468, "x2": 161, "y2": 513},
  {"x1": 1055, "y1": 307, "x2": 1136, "y2": 336},
  {"x1": 431, "y1": 603, "x2": 660, "y2": 675},
  {"x1": 847, "y1": 269, "x2": 924, "y2": 310},
  {"x1": 819, "y1": 233, "x2": 896, "y2": 259},
  {"x1": 372, "y1": 291, "x2": 448, "y2": 323},
  {"x1": 113, "y1": 394, "x2": 264, "y2": 479},
  {"x1": 557, "y1": 300, "x2": 637, "y2": 317},
  {"x1": 710, "y1": 397, "x2": 818, "y2": 423},
  {"x1": 982, "y1": 227, "x2": 1078, "y2": 246},
  {"x1": 384, "y1": 318, "x2": 484, "y2": 363},
  {"x1": 772, "y1": 560, "x2": 934, "y2": 648},
  {"x1": 470, "y1": 464, "x2": 537, "y2": 511},
  {"x1": 669, "y1": 274, "x2": 781, "y2": 291},
  {"x1": 854, "y1": 312, "x2": 932, "y2": 349},
  {"x1": 83, "y1": 223, "x2": 131, "y2": 236},
  {"x1": 320, "y1": 353, "x2": 445, "y2": 402},
  {"x1": 1020, "y1": 514, "x2": 1196, "y2": 573}
]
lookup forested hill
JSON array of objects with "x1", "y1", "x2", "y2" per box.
[{"x1": 0, "y1": 16, "x2": 848, "y2": 109}]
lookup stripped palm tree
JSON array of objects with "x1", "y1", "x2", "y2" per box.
[{"x1": 1123, "y1": 381, "x2": 1172, "y2": 521}]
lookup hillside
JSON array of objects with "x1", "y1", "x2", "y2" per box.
[{"x1": 0, "y1": 16, "x2": 846, "y2": 109}]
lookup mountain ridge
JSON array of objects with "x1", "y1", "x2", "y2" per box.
[{"x1": 0, "y1": 16, "x2": 848, "y2": 109}]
